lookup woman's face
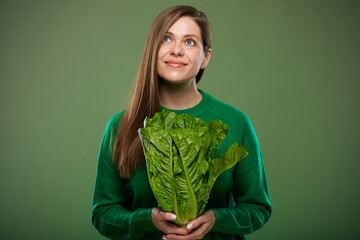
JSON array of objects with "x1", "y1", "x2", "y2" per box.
[{"x1": 157, "y1": 16, "x2": 211, "y2": 84}]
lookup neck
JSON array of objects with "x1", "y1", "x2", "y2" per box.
[{"x1": 159, "y1": 79, "x2": 202, "y2": 110}]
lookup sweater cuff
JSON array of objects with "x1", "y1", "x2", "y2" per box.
[
  {"x1": 211, "y1": 208, "x2": 224, "y2": 232},
  {"x1": 130, "y1": 207, "x2": 157, "y2": 237}
]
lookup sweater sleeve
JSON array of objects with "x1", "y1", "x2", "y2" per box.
[
  {"x1": 91, "y1": 113, "x2": 157, "y2": 239},
  {"x1": 211, "y1": 114, "x2": 272, "y2": 235}
]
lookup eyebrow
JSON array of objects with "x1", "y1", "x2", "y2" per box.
[{"x1": 166, "y1": 31, "x2": 200, "y2": 41}]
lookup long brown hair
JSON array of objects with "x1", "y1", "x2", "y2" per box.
[{"x1": 113, "y1": 6, "x2": 212, "y2": 179}]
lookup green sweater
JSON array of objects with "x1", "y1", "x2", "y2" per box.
[{"x1": 91, "y1": 89, "x2": 272, "y2": 240}]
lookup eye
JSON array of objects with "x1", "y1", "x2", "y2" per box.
[
  {"x1": 185, "y1": 39, "x2": 195, "y2": 46},
  {"x1": 163, "y1": 36, "x2": 171, "y2": 42}
]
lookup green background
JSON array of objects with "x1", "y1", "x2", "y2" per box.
[{"x1": 1, "y1": 0, "x2": 359, "y2": 239}]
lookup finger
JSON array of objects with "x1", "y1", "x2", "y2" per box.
[
  {"x1": 165, "y1": 224, "x2": 189, "y2": 235},
  {"x1": 172, "y1": 223, "x2": 208, "y2": 240},
  {"x1": 152, "y1": 208, "x2": 159, "y2": 217},
  {"x1": 166, "y1": 225, "x2": 202, "y2": 239},
  {"x1": 165, "y1": 233, "x2": 189, "y2": 240},
  {"x1": 186, "y1": 215, "x2": 206, "y2": 231},
  {"x1": 159, "y1": 211, "x2": 177, "y2": 221}
]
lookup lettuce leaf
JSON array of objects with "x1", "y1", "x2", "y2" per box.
[{"x1": 138, "y1": 110, "x2": 248, "y2": 226}]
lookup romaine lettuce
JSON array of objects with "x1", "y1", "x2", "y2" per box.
[{"x1": 138, "y1": 110, "x2": 248, "y2": 226}]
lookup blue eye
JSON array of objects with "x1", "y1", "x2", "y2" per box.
[
  {"x1": 163, "y1": 36, "x2": 171, "y2": 42},
  {"x1": 186, "y1": 39, "x2": 195, "y2": 45}
]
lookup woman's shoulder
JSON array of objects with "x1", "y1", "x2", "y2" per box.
[
  {"x1": 108, "y1": 110, "x2": 126, "y2": 125},
  {"x1": 204, "y1": 92, "x2": 257, "y2": 144},
  {"x1": 103, "y1": 110, "x2": 126, "y2": 134}
]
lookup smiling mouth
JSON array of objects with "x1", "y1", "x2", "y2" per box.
[{"x1": 165, "y1": 60, "x2": 187, "y2": 68}]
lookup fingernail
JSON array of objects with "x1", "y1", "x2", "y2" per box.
[
  {"x1": 186, "y1": 223, "x2": 193, "y2": 230},
  {"x1": 170, "y1": 214, "x2": 177, "y2": 219},
  {"x1": 167, "y1": 236, "x2": 172, "y2": 239},
  {"x1": 162, "y1": 237, "x2": 167, "y2": 240}
]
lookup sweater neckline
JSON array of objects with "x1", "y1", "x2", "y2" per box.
[{"x1": 160, "y1": 89, "x2": 212, "y2": 116}]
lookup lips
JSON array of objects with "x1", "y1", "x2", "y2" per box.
[{"x1": 165, "y1": 60, "x2": 187, "y2": 68}]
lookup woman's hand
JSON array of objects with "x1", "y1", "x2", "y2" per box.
[
  {"x1": 163, "y1": 210, "x2": 215, "y2": 240},
  {"x1": 151, "y1": 208, "x2": 190, "y2": 237}
]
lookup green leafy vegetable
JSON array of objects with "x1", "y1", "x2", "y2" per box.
[{"x1": 138, "y1": 110, "x2": 248, "y2": 226}]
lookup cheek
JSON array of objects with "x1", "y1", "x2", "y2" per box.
[
  {"x1": 192, "y1": 52, "x2": 204, "y2": 68},
  {"x1": 157, "y1": 46, "x2": 167, "y2": 59},
  {"x1": 157, "y1": 49, "x2": 165, "y2": 69}
]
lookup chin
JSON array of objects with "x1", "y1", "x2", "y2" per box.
[
  {"x1": 162, "y1": 78, "x2": 192, "y2": 85},
  {"x1": 159, "y1": 74, "x2": 194, "y2": 84}
]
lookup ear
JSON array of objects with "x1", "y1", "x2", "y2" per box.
[{"x1": 200, "y1": 48, "x2": 212, "y2": 69}]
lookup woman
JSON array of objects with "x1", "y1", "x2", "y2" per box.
[{"x1": 91, "y1": 5, "x2": 272, "y2": 240}]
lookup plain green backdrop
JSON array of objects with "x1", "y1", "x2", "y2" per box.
[{"x1": 1, "y1": 0, "x2": 359, "y2": 239}]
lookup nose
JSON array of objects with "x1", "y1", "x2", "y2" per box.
[{"x1": 169, "y1": 41, "x2": 184, "y2": 56}]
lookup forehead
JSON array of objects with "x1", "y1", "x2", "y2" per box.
[{"x1": 167, "y1": 16, "x2": 201, "y2": 37}]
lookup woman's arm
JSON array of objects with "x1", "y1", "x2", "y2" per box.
[
  {"x1": 211, "y1": 115, "x2": 272, "y2": 235},
  {"x1": 91, "y1": 113, "x2": 157, "y2": 239},
  {"x1": 91, "y1": 113, "x2": 192, "y2": 239}
]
